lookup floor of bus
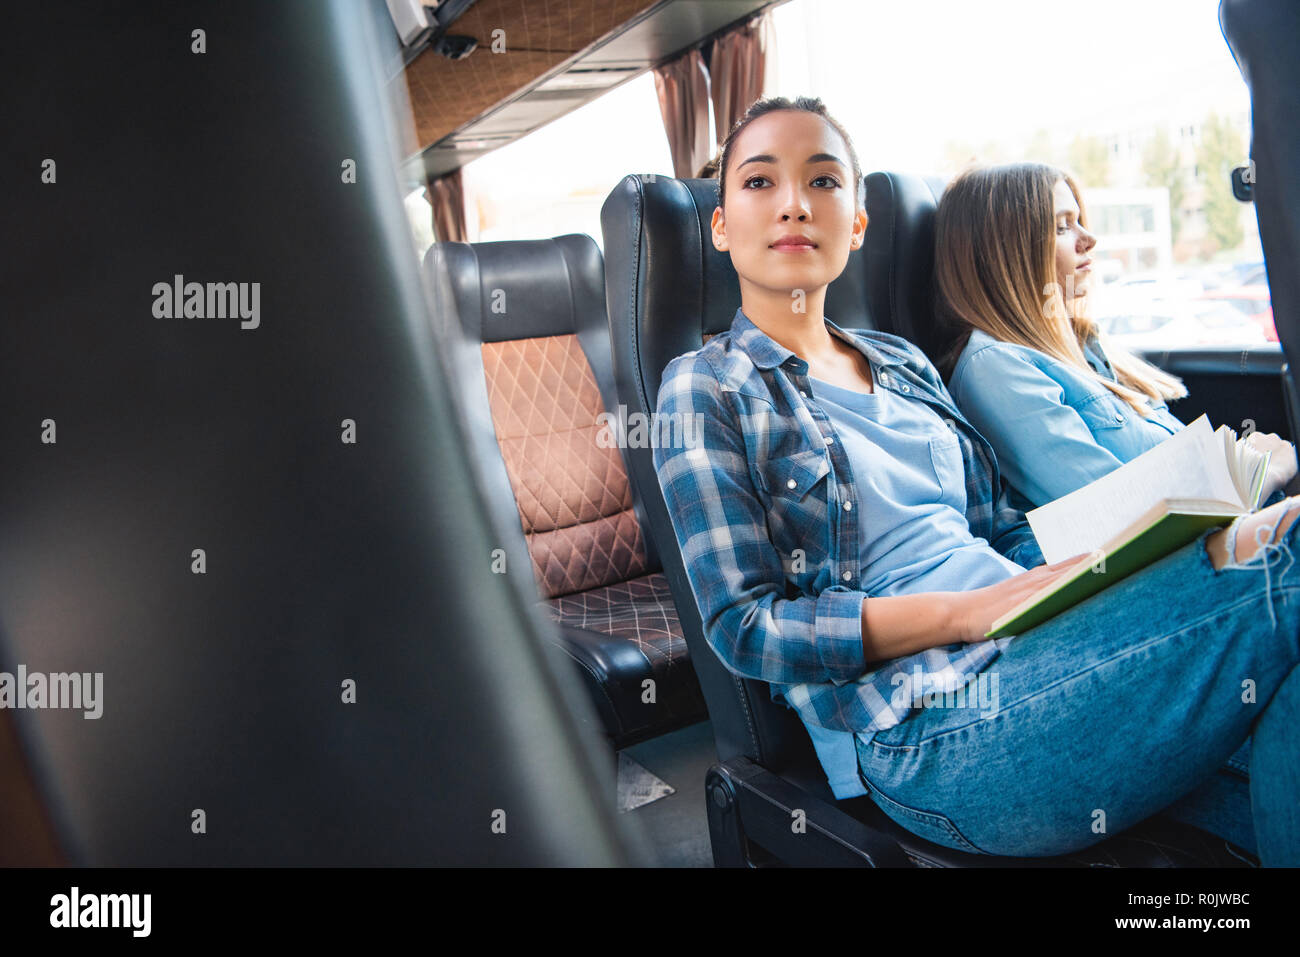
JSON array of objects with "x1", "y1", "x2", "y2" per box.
[{"x1": 621, "y1": 719, "x2": 717, "y2": 867}]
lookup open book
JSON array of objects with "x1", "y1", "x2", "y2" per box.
[{"x1": 986, "y1": 415, "x2": 1271, "y2": 638}]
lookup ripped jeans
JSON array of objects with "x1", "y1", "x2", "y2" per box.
[{"x1": 855, "y1": 510, "x2": 1300, "y2": 865}]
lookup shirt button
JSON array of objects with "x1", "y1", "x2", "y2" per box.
[
  {"x1": 799, "y1": 390, "x2": 808, "y2": 398},
  {"x1": 824, "y1": 435, "x2": 834, "y2": 445},
  {"x1": 901, "y1": 384, "x2": 911, "y2": 393},
  {"x1": 787, "y1": 478, "x2": 797, "y2": 489},
  {"x1": 1114, "y1": 413, "x2": 1123, "y2": 423},
  {"x1": 842, "y1": 570, "x2": 852, "y2": 582},
  {"x1": 843, "y1": 500, "x2": 853, "y2": 511}
]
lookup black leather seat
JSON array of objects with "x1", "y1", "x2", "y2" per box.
[
  {"x1": 1222, "y1": 0, "x2": 1300, "y2": 437},
  {"x1": 0, "y1": 0, "x2": 636, "y2": 865},
  {"x1": 600, "y1": 171, "x2": 1255, "y2": 866},
  {"x1": 423, "y1": 234, "x2": 708, "y2": 749},
  {"x1": 862, "y1": 171, "x2": 951, "y2": 363}
]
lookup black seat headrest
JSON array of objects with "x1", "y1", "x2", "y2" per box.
[
  {"x1": 425, "y1": 234, "x2": 607, "y2": 343},
  {"x1": 863, "y1": 171, "x2": 949, "y2": 364}
]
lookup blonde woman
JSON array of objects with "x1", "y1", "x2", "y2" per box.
[{"x1": 935, "y1": 163, "x2": 1295, "y2": 510}]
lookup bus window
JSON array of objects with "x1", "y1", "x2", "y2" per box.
[
  {"x1": 767, "y1": 0, "x2": 1270, "y2": 348},
  {"x1": 458, "y1": 72, "x2": 673, "y2": 246}
]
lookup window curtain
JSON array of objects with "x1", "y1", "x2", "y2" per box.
[
  {"x1": 652, "y1": 48, "x2": 712, "y2": 180},
  {"x1": 708, "y1": 13, "x2": 772, "y2": 147},
  {"x1": 427, "y1": 168, "x2": 467, "y2": 243}
]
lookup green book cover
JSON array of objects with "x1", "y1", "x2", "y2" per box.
[{"x1": 985, "y1": 507, "x2": 1242, "y2": 639}]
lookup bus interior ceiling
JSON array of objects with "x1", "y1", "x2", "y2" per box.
[{"x1": 405, "y1": 0, "x2": 785, "y2": 181}]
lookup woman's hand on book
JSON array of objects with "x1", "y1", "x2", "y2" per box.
[
  {"x1": 954, "y1": 557, "x2": 1087, "y2": 643},
  {"x1": 1248, "y1": 431, "x2": 1299, "y2": 499}
]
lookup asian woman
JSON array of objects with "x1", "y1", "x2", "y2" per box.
[{"x1": 651, "y1": 96, "x2": 1300, "y2": 864}]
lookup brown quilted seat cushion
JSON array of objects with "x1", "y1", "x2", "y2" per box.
[
  {"x1": 544, "y1": 572, "x2": 684, "y2": 659},
  {"x1": 481, "y1": 333, "x2": 649, "y2": 598}
]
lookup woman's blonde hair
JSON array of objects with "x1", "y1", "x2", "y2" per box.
[{"x1": 933, "y1": 163, "x2": 1185, "y2": 412}]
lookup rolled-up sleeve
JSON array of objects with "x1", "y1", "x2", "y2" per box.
[
  {"x1": 951, "y1": 345, "x2": 1125, "y2": 507},
  {"x1": 652, "y1": 355, "x2": 867, "y2": 687}
]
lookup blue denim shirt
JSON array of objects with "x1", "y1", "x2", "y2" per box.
[
  {"x1": 651, "y1": 310, "x2": 1043, "y2": 751},
  {"x1": 948, "y1": 328, "x2": 1184, "y2": 510}
]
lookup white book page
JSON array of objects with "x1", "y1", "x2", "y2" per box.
[
  {"x1": 1232, "y1": 434, "x2": 1270, "y2": 505},
  {"x1": 1027, "y1": 415, "x2": 1243, "y2": 563}
]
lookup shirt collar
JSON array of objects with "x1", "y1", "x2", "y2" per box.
[
  {"x1": 728, "y1": 307, "x2": 908, "y2": 373},
  {"x1": 1080, "y1": 331, "x2": 1115, "y2": 378}
]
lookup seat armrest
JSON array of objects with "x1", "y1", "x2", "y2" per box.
[{"x1": 708, "y1": 757, "x2": 914, "y2": 867}]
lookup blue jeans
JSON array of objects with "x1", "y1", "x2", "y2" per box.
[{"x1": 855, "y1": 518, "x2": 1300, "y2": 865}]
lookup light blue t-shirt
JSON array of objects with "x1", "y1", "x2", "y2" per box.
[{"x1": 800, "y1": 370, "x2": 1025, "y2": 799}]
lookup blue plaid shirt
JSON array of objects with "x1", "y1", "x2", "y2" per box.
[{"x1": 652, "y1": 309, "x2": 1044, "y2": 736}]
